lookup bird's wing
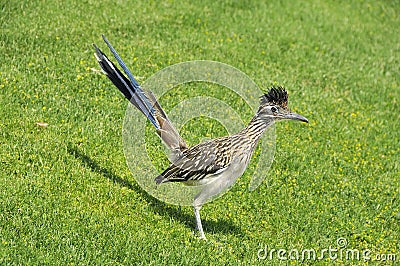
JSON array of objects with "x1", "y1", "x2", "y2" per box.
[
  {"x1": 94, "y1": 35, "x2": 187, "y2": 151},
  {"x1": 155, "y1": 137, "x2": 232, "y2": 184}
]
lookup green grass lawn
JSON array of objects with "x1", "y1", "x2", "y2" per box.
[{"x1": 1, "y1": 0, "x2": 399, "y2": 264}]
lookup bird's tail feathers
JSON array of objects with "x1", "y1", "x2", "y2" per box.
[
  {"x1": 147, "y1": 92, "x2": 187, "y2": 151},
  {"x1": 94, "y1": 36, "x2": 187, "y2": 151},
  {"x1": 93, "y1": 43, "x2": 158, "y2": 128}
]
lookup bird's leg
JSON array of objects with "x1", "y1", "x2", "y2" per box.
[{"x1": 193, "y1": 205, "x2": 206, "y2": 240}]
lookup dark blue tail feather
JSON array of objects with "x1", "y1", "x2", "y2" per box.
[{"x1": 94, "y1": 37, "x2": 159, "y2": 128}]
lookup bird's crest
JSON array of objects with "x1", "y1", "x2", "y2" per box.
[{"x1": 260, "y1": 86, "x2": 288, "y2": 108}]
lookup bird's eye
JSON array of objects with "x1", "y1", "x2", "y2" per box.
[{"x1": 271, "y1": 106, "x2": 278, "y2": 112}]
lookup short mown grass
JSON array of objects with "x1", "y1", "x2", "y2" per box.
[{"x1": 1, "y1": 0, "x2": 399, "y2": 265}]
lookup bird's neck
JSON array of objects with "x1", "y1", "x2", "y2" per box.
[{"x1": 239, "y1": 114, "x2": 273, "y2": 143}]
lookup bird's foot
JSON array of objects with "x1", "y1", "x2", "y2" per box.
[{"x1": 199, "y1": 233, "x2": 207, "y2": 241}]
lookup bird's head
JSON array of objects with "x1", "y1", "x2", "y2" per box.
[{"x1": 257, "y1": 86, "x2": 309, "y2": 123}]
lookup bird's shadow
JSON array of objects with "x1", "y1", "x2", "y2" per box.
[{"x1": 67, "y1": 143, "x2": 243, "y2": 237}]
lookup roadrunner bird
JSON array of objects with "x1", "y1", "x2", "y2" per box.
[{"x1": 94, "y1": 35, "x2": 309, "y2": 240}]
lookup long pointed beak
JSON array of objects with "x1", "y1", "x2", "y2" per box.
[{"x1": 284, "y1": 112, "x2": 309, "y2": 123}]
